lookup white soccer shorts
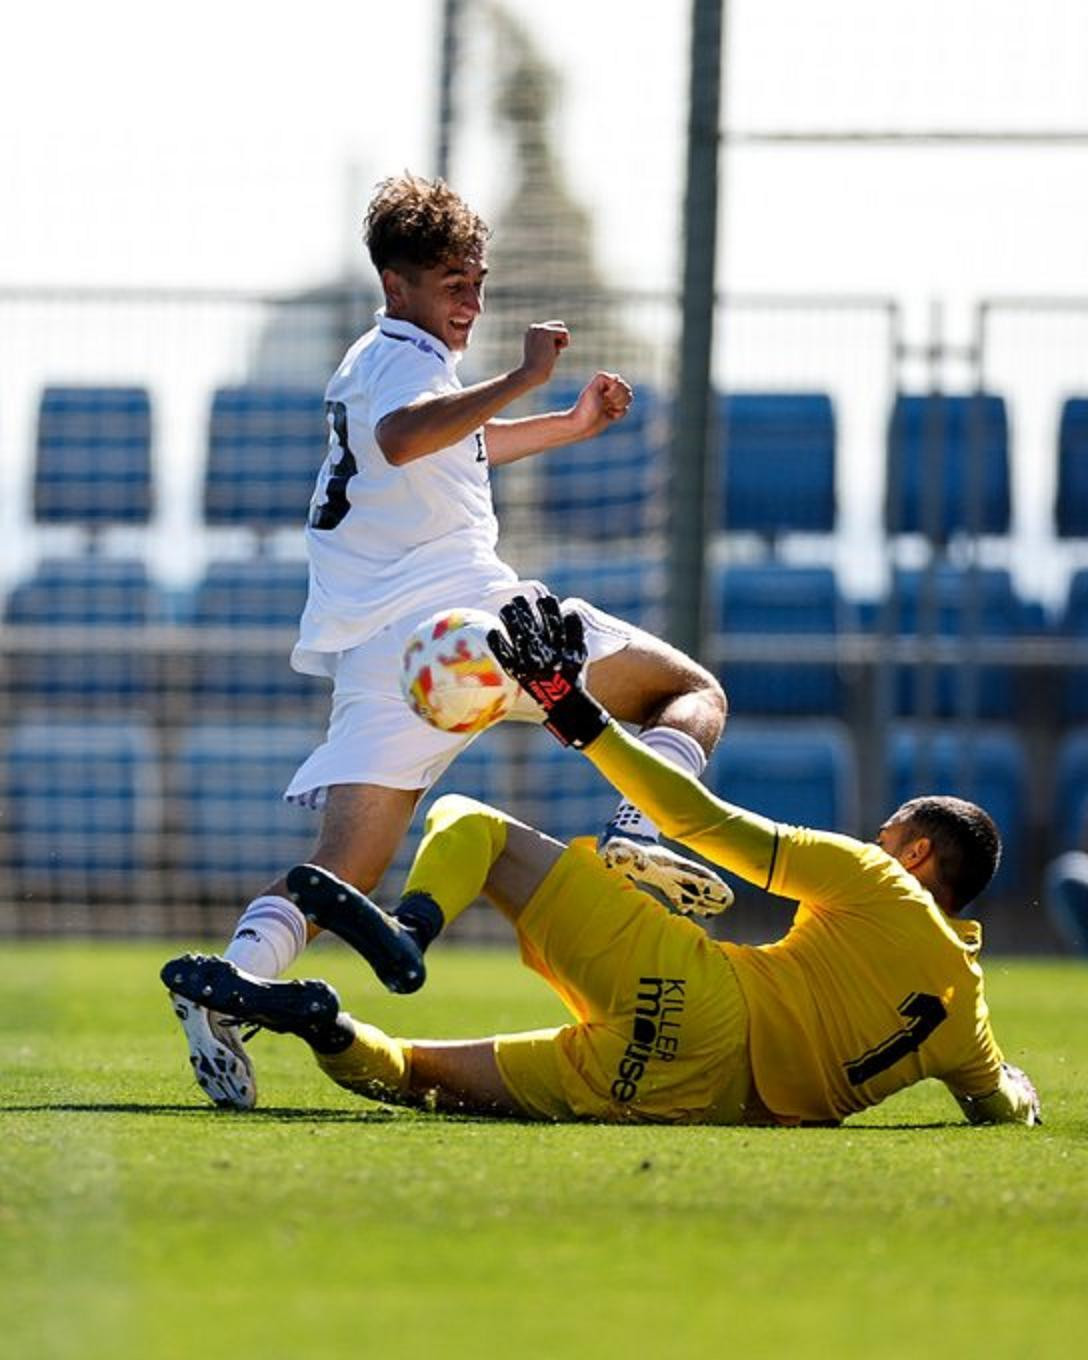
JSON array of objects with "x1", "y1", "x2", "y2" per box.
[{"x1": 283, "y1": 582, "x2": 632, "y2": 808}]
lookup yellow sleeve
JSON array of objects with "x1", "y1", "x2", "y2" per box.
[
  {"x1": 582, "y1": 722, "x2": 781, "y2": 887},
  {"x1": 942, "y1": 1009, "x2": 1040, "y2": 1125},
  {"x1": 765, "y1": 823, "x2": 897, "y2": 905}
]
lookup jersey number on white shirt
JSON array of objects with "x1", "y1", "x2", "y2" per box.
[{"x1": 311, "y1": 400, "x2": 358, "y2": 530}]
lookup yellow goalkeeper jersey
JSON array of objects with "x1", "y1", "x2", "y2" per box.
[{"x1": 586, "y1": 723, "x2": 1008, "y2": 1125}]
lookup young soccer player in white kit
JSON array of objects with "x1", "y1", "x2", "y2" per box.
[{"x1": 170, "y1": 174, "x2": 731, "y2": 1109}]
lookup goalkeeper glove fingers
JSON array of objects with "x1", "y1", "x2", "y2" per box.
[{"x1": 488, "y1": 595, "x2": 610, "y2": 749}]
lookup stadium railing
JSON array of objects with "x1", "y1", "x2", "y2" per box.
[{"x1": 3, "y1": 286, "x2": 1088, "y2": 950}]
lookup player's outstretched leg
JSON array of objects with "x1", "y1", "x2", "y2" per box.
[
  {"x1": 285, "y1": 864, "x2": 427, "y2": 994},
  {"x1": 161, "y1": 953, "x2": 347, "y2": 1047}
]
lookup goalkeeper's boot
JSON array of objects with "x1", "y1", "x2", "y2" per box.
[
  {"x1": 162, "y1": 953, "x2": 342, "y2": 1048},
  {"x1": 285, "y1": 864, "x2": 426, "y2": 995},
  {"x1": 166, "y1": 985, "x2": 258, "y2": 1111},
  {"x1": 598, "y1": 830, "x2": 734, "y2": 917}
]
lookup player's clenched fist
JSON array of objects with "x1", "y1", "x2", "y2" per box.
[
  {"x1": 569, "y1": 371, "x2": 633, "y2": 439},
  {"x1": 519, "y1": 321, "x2": 570, "y2": 385},
  {"x1": 597, "y1": 372, "x2": 633, "y2": 419}
]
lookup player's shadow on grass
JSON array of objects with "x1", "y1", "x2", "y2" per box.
[
  {"x1": 3, "y1": 1101, "x2": 400, "y2": 1122},
  {"x1": 5, "y1": 1101, "x2": 551, "y2": 1127},
  {"x1": 840, "y1": 1119, "x2": 970, "y2": 1131}
]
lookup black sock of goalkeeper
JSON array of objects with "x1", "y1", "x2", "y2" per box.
[{"x1": 394, "y1": 890, "x2": 445, "y2": 950}]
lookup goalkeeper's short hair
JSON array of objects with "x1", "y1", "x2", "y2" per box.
[{"x1": 892, "y1": 795, "x2": 1001, "y2": 911}]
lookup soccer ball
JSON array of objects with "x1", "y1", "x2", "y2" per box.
[{"x1": 400, "y1": 607, "x2": 519, "y2": 734}]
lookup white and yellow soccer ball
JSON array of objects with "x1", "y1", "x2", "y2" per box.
[{"x1": 400, "y1": 607, "x2": 518, "y2": 734}]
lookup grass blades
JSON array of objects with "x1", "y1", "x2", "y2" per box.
[{"x1": 0, "y1": 943, "x2": 1085, "y2": 1360}]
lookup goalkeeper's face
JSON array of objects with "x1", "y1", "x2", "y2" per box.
[
  {"x1": 875, "y1": 816, "x2": 931, "y2": 876},
  {"x1": 383, "y1": 253, "x2": 487, "y2": 352}
]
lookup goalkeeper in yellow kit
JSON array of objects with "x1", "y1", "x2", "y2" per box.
[{"x1": 162, "y1": 597, "x2": 1041, "y2": 1127}]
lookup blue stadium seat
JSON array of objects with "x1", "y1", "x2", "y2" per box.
[
  {"x1": 1056, "y1": 398, "x2": 1088, "y2": 538},
  {"x1": 204, "y1": 386, "x2": 325, "y2": 530},
  {"x1": 1054, "y1": 728, "x2": 1088, "y2": 853},
  {"x1": 885, "y1": 567, "x2": 1026, "y2": 719},
  {"x1": 536, "y1": 385, "x2": 666, "y2": 538},
  {"x1": 191, "y1": 558, "x2": 309, "y2": 627},
  {"x1": 1058, "y1": 569, "x2": 1088, "y2": 722},
  {"x1": 189, "y1": 559, "x2": 323, "y2": 709},
  {"x1": 2, "y1": 717, "x2": 161, "y2": 881},
  {"x1": 4, "y1": 557, "x2": 163, "y2": 626},
  {"x1": 507, "y1": 728, "x2": 621, "y2": 846},
  {"x1": 718, "y1": 392, "x2": 836, "y2": 536},
  {"x1": 540, "y1": 553, "x2": 666, "y2": 634},
  {"x1": 887, "y1": 726, "x2": 1028, "y2": 893},
  {"x1": 3, "y1": 558, "x2": 166, "y2": 705},
  {"x1": 34, "y1": 386, "x2": 152, "y2": 525},
  {"x1": 712, "y1": 564, "x2": 850, "y2": 716},
  {"x1": 706, "y1": 721, "x2": 859, "y2": 835},
  {"x1": 885, "y1": 393, "x2": 1010, "y2": 540},
  {"x1": 173, "y1": 722, "x2": 323, "y2": 884}
]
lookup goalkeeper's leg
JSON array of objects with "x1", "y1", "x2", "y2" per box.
[
  {"x1": 161, "y1": 952, "x2": 533, "y2": 1117},
  {"x1": 285, "y1": 795, "x2": 562, "y2": 995}
]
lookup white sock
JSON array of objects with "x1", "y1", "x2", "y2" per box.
[
  {"x1": 223, "y1": 895, "x2": 308, "y2": 978},
  {"x1": 606, "y1": 726, "x2": 708, "y2": 842}
]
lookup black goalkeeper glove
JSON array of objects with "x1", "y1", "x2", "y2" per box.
[{"x1": 488, "y1": 595, "x2": 610, "y2": 749}]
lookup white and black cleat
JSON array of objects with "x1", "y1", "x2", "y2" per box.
[{"x1": 167, "y1": 986, "x2": 257, "y2": 1111}]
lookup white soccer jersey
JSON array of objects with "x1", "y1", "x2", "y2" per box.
[{"x1": 292, "y1": 311, "x2": 518, "y2": 677}]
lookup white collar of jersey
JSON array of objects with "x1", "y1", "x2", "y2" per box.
[{"x1": 375, "y1": 309, "x2": 461, "y2": 369}]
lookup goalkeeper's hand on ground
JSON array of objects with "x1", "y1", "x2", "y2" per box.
[
  {"x1": 955, "y1": 1061, "x2": 1043, "y2": 1126},
  {"x1": 1001, "y1": 1062, "x2": 1043, "y2": 1125},
  {"x1": 488, "y1": 595, "x2": 610, "y2": 749}
]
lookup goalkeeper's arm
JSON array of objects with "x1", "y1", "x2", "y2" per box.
[
  {"x1": 489, "y1": 594, "x2": 781, "y2": 887},
  {"x1": 948, "y1": 1063, "x2": 1043, "y2": 1126},
  {"x1": 582, "y1": 721, "x2": 782, "y2": 888}
]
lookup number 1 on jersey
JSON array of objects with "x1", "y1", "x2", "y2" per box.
[{"x1": 844, "y1": 992, "x2": 948, "y2": 1086}]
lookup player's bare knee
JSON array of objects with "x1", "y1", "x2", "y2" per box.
[
  {"x1": 586, "y1": 634, "x2": 725, "y2": 746},
  {"x1": 678, "y1": 662, "x2": 727, "y2": 724},
  {"x1": 619, "y1": 644, "x2": 726, "y2": 752},
  {"x1": 687, "y1": 664, "x2": 728, "y2": 734}
]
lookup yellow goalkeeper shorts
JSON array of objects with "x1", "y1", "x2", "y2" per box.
[{"x1": 493, "y1": 840, "x2": 753, "y2": 1124}]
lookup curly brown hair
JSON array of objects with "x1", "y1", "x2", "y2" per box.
[{"x1": 364, "y1": 174, "x2": 490, "y2": 276}]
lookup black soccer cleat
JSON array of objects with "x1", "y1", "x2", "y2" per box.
[
  {"x1": 285, "y1": 863, "x2": 427, "y2": 995},
  {"x1": 160, "y1": 953, "x2": 342, "y2": 1042}
]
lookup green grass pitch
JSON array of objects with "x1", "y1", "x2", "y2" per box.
[{"x1": 1, "y1": 941, "x2": 1085, "y2": 1360}]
